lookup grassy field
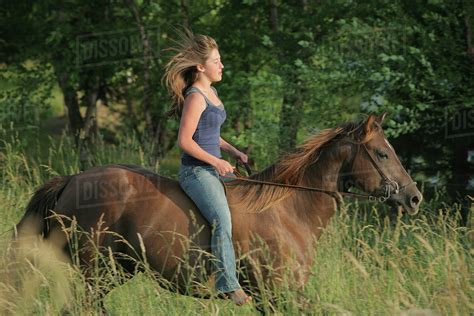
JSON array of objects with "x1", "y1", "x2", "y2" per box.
[{"x1": 0, "y1": 125, "x2": 472, "y2": 315}]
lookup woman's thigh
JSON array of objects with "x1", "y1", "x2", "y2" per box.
[{"x1": 179, "y1": 165, "x2": 231, "y2": 227}]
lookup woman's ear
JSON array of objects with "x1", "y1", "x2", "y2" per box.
[{"x1": 196, "y1": 64, "x2": 205, "y2": 72}]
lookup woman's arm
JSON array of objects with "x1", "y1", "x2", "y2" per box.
[
  {"x1": 220, "y1": 137, "x2": 248, "y2": 163},
  {"x1": 219, "y1": 137, "x2": 239, "y2": 156}
]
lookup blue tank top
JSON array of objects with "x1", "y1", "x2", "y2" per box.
[{"x1": 181, "y1": 86, "x2": 227, "y2": 166}]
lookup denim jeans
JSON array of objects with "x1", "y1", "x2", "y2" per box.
[{"x1": 178, "y1": 164, "x2": 241, "y2": 293}]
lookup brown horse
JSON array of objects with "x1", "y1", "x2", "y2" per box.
[{"x1": 15, "y1": 113, "x2": 422, "y2": 307}]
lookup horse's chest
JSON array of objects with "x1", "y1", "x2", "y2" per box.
[
  {"x1": 279, "y1": 219, "x2": 313, "y2": 259},
  {"x1": 246, "y1": 211, "x2": 313, "y2": 262}
]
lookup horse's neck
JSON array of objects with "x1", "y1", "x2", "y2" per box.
[
  {"x1": 280, "y1": 147, "x2": 345, "y2": 231},
  {"x1": 236, "y1": 149, "x2": 345, "y2": 260},
  {"x1": 228, "y1": 144, "x2": 346, "y2": 230},
  {"x1": 303, "y1": 151, "x2": 343, "y2": 191}
]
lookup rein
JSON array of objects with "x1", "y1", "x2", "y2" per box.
[
  {"x1": 221, "y1": 172, "x2": 379, "y2": 201},
  {"x1": 222, "y1": 143, "x2": 416, "y2": 203}
]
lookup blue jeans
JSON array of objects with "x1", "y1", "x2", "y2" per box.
[{"x1": 178, "y1": 164, "x2": 240, "y2": 293}]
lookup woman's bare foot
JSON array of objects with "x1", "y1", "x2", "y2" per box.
[{"x1": 228, "y1": 289, "x2": 252, "y2": 306}]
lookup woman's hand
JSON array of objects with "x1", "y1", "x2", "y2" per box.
[
  {"x1": 234, "y1": 150, "x2": 248, "y2": 164},
  {"x1": 213, "y1": 159, "x2": 235, "y2": 176}
]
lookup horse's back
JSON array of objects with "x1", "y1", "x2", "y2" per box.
[{"x1": 53, "y1": 164, "x2": 212, "y2": 278}]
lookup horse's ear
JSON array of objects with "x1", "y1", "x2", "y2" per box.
[
  {"x1": 363, "y1": 113, "x2": 378, "y2": 135},
  {"x1": 377, "y1": 112, "x2": 387, "y2": 125}
]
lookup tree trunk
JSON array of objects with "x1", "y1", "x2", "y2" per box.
[
  {"x1": 78, "y1": 76, "x2": 101, "y2": 170},
  {"x1": 269, "y1": 0, "x2": 278, "y2": 32},
  {"x1": 123, "y1": 82, "x2": 141, "y2": 137},
  {"x1": 53, "y1": 62, "x2": 84, "y2": 145},
  {"x1": 278, "y1": 83, "x2": 304, "y2": 154},
  {"x1": 181, "y1": 0, "x2": 190, "y2": 29},
  {"x1": 231, "y1": 62, "x2": 252, "y2": 135},
  {"x1": 447, "y1": 135, "x2": 473, "y2": 226},
  {"x1": 123, "y1": 0, "x2": 159, "y2": 160},
  {"x1": 268, "y1": 2, "x2": 307, "y2": 154},
  {"x1": 464, "y1": 0, "x2": 474, "y2": 62}
]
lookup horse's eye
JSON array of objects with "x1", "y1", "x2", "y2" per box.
[{"x1": 376, "y1": 149, "x2": 389, "y2": 160}]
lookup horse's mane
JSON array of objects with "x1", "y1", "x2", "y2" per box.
[{"x1": 226, "y1": 119, "x2": 375, "y2": 213}]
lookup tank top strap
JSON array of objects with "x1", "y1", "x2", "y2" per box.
[
  {"x1": 184, "y1": 86, "x2": 201, "y2": 97},
  {"x1": 184, "y1": 87, "x2": 211, "y2": 110},
  {"x1": 185, "y1": 86, "x2": 218, "y2": 103}
]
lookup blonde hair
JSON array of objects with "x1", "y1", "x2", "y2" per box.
[{"x1": 162, "y1": 29, "x2": 218, "y2": 119}]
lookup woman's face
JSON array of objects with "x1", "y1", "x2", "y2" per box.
[{"x1": 199, "y1": 48, "x2": 224, "y2": 82}]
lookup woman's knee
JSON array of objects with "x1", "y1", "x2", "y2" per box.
[{"x1": 211, "y1": 212, "x2": 232, "y2": 233}]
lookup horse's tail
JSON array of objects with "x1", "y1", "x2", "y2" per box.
[{"x1": 15, "y1": 175, "x2": 73, "y2": 239}]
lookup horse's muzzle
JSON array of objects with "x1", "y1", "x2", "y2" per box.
[{"x1": 387, "y1": 186, "x2": 423, "y2": 215}]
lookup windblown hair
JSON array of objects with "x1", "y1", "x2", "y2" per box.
[
  {"x1": 226, "y1": 117, "x2": 379, "y2": 213},
  {"x1": 162, "y1": 29, "x2": 218, "y2": 119}
]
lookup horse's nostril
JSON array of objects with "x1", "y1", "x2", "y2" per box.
[{"x1": 411, "y1": 195, "x2": 421, "y2": 207}]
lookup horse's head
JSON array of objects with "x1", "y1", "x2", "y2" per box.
[{"x1": 342, "y1": 113, "x2": 423, "y2": 215}]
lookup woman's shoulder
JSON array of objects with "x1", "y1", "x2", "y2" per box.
[
  {"x1": 183, "y1": 90, "x2": 207, "y2": 112},
  {"x1": 184, "y1": 86, "x2": 200, "y2": 97}
]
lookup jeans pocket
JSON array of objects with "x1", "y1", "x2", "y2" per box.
[
  {"x1": 192, "y1": 165, "x2": 209, "y2": 174},
  {"x1": 179, "y1": 166, "x2": 195, "y2": 184}
]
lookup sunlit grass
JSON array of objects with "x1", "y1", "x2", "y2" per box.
[{"x1": 0, "y1": 126, "x2": 472, "y2": 314}]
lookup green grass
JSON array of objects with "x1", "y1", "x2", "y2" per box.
[{"x1": 0, "y1": 125, "x2": 472, "y2": 315}]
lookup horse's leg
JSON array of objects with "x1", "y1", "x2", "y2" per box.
[{"x1": 238, "y1": 251, "x2": 312, "y2": 314}]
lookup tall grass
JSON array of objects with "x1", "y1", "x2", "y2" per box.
[{"x1": 0, "y1": 125, "x2": 472, "y2": 315}]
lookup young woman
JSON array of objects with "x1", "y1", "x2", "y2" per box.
[{"x1": 163, "y1": 30, "x2": 252, "y2": 306}]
